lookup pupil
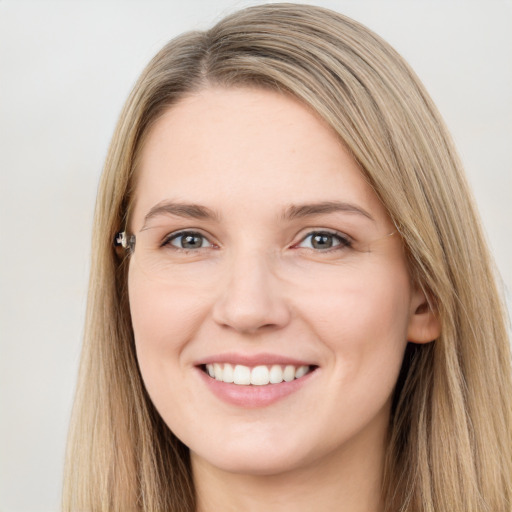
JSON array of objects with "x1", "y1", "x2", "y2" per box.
[
  {"x1": 312, "y1": 234, "x2": 332, "y2": 249},
  {"x1": 182, "y1": 234, "x2": 202, "y2": 248}
]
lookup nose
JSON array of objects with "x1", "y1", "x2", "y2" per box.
[{"x1": 212, "y1": 251, "x2": 291, "y2": 334}]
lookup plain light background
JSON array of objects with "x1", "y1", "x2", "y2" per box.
[{"x1": 0, "y1": 1, "x2": 510, "y2": 511}]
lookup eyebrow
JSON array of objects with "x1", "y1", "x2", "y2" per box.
[
  {"x1": 142, "y1": 200, "x2": 219, "y2": 228},
  {"x1": 141, "y1": 199, "x2": 374, "y2": 228},
  {"x1": 282, "y1": 201, "x2": 375, "y2": 222}
]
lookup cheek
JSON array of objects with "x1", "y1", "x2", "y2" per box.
[
  {"x1": 297, "y1": 263, "x2": 412, "y2": 382},
  {"x1": 304, "y1": 267, "x2": 412, "y2": 443},
  {"x1": 127, "y1": 264, "x2": 218, "y2": 436},
  {"x1": 128, "y1": 263, "x2": 208, "y2": 349},
  {"x1": 127, "y1": 263, "x2": 210, "y2": 400}
]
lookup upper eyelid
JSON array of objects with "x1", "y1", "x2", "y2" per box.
[
  {"x1": 292, "y1": 228, "x2": 352, "y2": 244},
  {"x1": 159, "y1": 227, "x2": 353, "y2": 247},
  {"x1": 292, "y1": 233, "x2": 351, "y2": 250},
  {"x1": 162, "y1": 229, "x2": 217, "y2": 247},
  {"x1": 164, "y1": 228, "x2": 214, "y2": 238}
]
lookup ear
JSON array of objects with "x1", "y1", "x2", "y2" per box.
[{"x1": 407, "y1": 285, "x2": 441, "y2": 344}]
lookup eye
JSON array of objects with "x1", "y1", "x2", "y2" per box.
[
  {"x1": 296, "y1": 231, "x2": 351, "y2": 251},
  {"x1": 163, "y1": 231, "x2": 212, "y2": 250}
]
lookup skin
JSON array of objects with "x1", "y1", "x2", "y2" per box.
[{"x1": 128, "y1": 86, "x2": 440, "y2": 512}]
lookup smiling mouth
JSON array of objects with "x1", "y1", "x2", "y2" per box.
[{"x1": 201, "y1": 363, "x2": 317, "y2": 386}]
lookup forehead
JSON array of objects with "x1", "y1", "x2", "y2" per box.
[{"x1": 131, "y1": 86, "x2": 389, "y2": 229}]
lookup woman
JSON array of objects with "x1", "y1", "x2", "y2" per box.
[{"x1": 63, "y1": 4, "x2": 512, "y2": 511}]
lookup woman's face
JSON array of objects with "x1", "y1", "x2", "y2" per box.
[{"x1": 128, "y1": 87, "x2": 434, "y2": 477}]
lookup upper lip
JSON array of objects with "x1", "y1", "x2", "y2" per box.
[{"x1": 193, "y1": 352, "x2": 317, "y2": 367}]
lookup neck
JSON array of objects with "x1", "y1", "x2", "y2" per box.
[{"x1": 192, "y1": 421, "x2": 387, "y2": 512}]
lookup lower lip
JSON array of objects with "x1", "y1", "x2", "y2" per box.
[{"x1": 196, "y1": 367, "x2": 317, "y2": 408}]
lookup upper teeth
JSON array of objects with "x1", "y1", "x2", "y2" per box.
[{"x1": 205, "y1": 363, "x2": 311, "y2": 386}]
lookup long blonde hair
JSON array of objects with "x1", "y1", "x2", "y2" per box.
[{"x1": 63, "y1": 4, "x2": 512, "y2": 511}]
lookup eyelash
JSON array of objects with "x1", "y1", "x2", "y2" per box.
[
  {"x1": 161, "y1": 229, "x2": 352, "y2": 253},
  {"x1": 161, "y1": 231, "x2": 215, "y2": 251},
  {"x1": 292, "y1": 230, "x2": 352, "y2": 252}
]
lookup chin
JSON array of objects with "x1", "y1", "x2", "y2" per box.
[
  {"x1": 188, "y1": 426, "x2": 326, "y2": 478},
  {"x1": 197, "y1": 448, "x2": 309, "y2": 477}
]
